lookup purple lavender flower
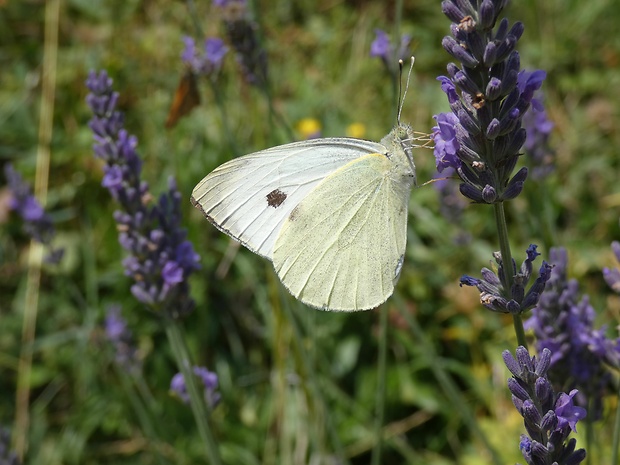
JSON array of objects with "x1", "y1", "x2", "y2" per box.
[
  {"x1": 370, "y1": 29, "x2": 412, "y2": 78},
  {"x1": 214, "y1": 0, "x2": 268, "y2": 87},
  {"x1": 603, "y1": 241, "x2": 620, "y2": 293},
  {"x1": 86, "y1": 70, "x2": 201, "y2": 318},
  {"x1": 3, "y1": 164, "x2": 63, "y2": 263},
  {"x1": 0, "y1": 428, "x2": 20, "y2": 465},
  {"x1": 431, "y1": 112, "x2": 461, "y2": 173},
  {"x1": 519, "y1": 71, "x2": 555, "y2": 179},
  {"x1": 526, "y1": 247, "x2": 620, "y2": 419},
  {"x1": 104, "y1": 305, "x2": 140, "y2": 372},
  {"x1": 170, "y1": 366, "x2": 221, "y2": 409},
  {"x1": 436, "y1": 2, "x2": 548, "y2": 203},
  {"x1": 504, "y1": 346, "x2": 586, "y2": 465},
  {"x1": 370, "y1": 29, "x2": 391, "y2": 60},
  {"x1": 460, "y1": 244, "x2": 552, "y2": 314},
  {"x1": 181, "y1": 36, "x2": 228, "y2": 76}
]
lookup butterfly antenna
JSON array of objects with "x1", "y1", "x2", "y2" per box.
[
  {"x1": 397, "y1": 60, "x2": 404, "y2": 124},
  {"x1": 397, "y1": 56, "x2": 415, "y2": 124}
]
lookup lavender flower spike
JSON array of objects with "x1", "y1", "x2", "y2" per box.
[
  {"x1": 436, "y1": 1, "x2": 548, "y2": 203},
  {"x1": 526, "y1": 247, "x2": 620, "y2": 419},
  {"x1": 460, "y1": 244, "x2": 552, "y2": 314},
  {"x1": 215, "y1": 0, "x2": 268, "y2": 87},
  {"x1": 86, "y1": 70, "x2": 201, "y2": 318},
  {"x1": 370, "y1": 29, "x2": 412, "y2": 78},
  {"x1": 171, "y1": 366, "x2": 221, "y2": 409},
  {"x1": 504, "y1": 346, "x2": 586, "y2": 465}
]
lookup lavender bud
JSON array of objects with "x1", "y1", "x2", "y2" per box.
[
  {"x1": 535, "y1": 377, "x2": 554, "y2": 411},
  {"x1": 479, "y1": 0, "x2": 496, "y2": 29},
  {"x1": 531, "y1": 441, "x2": 550, "y2": 463},
  {"x1": 540, "y1": 410, "x2": 558, "y2": 432},
  {"x1": 441, "y1": 0, "x2": 465, "y2": 23},
  {"x1": 522, "y1": 400, "x2": 542, "y2": 428},
  {"x1": 501, "y1": 181, "x2": 524, "y2": 200},
  {"x1": 454, "y1": 0, "x2": 476, "y2": 17},
  {"x1": 503, "y1": 349, "x2": 522, "y2": 377},
  {"x1": 483, "y1": 42, "x2": 497, "y2": 67},
  {"x1": 466, "y1": 31, "x2": 486, "y2": 61},
  {"x1": 481, "y1": 184, "x2": 497, "y2": 203},
  {"x1": 508, "y1": 377, "x2": 530, "y2": 401},
  {"x1": 459, "y1": 183, "x2": 484, "y2": 202},
  {"x1": 494, "y1": 18, "x2": 509, "y2": 40},
  {"x1": 485, "y1": 77, "x2": 502, "y2": 101},
  {"x1": 485, "y1": 118, "x2": 501, "y2": 139},
  {"x1": 505, "y1": 127, "x2": 527, "y2": 155},
  {"x1": 442, "y1": 36, "x2": 480, "y2": 68},
  {"x1": 454, "y1": 70, "x2": 480, "y2": 96},
  {"x1": 506, "y1": 299, "x2": 521, "y2": 314},
  {"x1": 457, "y1": 108, "x2": 481, "y2": 135}
]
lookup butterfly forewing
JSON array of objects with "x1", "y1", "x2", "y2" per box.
[
  {"x1": 191, "y1": 138, "x2": 385, "y2": 259},
  {"x1": 272, "y1": 152, "x2": 412, "y2": 311}
]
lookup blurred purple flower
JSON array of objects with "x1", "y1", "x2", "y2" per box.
[
  {"x1": 526, "y1": 247, "x2": 620, "y2": 419},
  {"x1": 86, "y1": 70, "x2": 201, "y2": 318},
  {"x1": 104, "y1": 305, "x2": 140, "y2": 372},
  {"x1": 437, "y1": 2, "x2": 548, "y2": 203},
  {"x1": 504, "y1": 346, "x2": 586, "y2": 465},
  {"x1": 460, "y1": 244, "x2": 552, "y2": 314},
  {"x1": 3, "y1": 164, "x2": 63, "y2": 263},
  {"x1": 171, "y1": 366, "x2": 221, "y2": 408},
  {"x1": 519, "y1": 70, "x2": 555, "y2": 179},
  {"x1": 370, "y1": 29, "x2": 412, "y2": 77},
  {"x1": 370, "y1": 29, "x2": 391, "y2": 60},
  {"x1": 182, "y1": 36, "x2": 228, "y2": 76},
  {"x1": 0, "y1": 427, "x2": 20, "y2": 465},
  {"x1": 603, "y1": 241, "x2": 620, "y2": 293}
]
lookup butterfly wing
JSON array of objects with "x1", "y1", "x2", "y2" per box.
[
  {"x1": 191, "y1": 138, "x2": 386, "y2": 259},
  {"x1": 272, "y1": 152, "x2": 413, "y2": 311},
  {"x1": 165, "y1": 70, "x2": 200, "y2": 129}
]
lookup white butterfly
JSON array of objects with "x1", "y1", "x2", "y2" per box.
[{"x1": 191, "y1": 123, "x2": 423, "y2": 311}]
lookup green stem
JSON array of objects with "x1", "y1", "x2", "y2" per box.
[
  {"x1": 370, "y1": 305, "x2": 388, "y2": 465},
  {"x1": 493, "y1": 202, "x2": 528, "y2": 349},
  {"x1": 511, "y1": 314, "x2": 527, "y2": 350},
  {"x1": 612, "y1": 381, "x2": 620, "y2": 465},
  {"x1": 165, "y1": 321, "x2": 222, "y2": 465}
]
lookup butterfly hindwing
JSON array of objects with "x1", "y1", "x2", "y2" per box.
[
  {"x1": 272, "y1": 152, "x2": 412, "y2": 311},
  {"x1": 191, "y1": 138, "x2": 386, "y2": 259}
]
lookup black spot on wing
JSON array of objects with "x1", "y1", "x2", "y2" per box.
[{"x1": 266, "y1": 189, "x2": 287, "y2": 208}]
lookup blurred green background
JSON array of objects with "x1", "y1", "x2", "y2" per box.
[{"x1": 1, "y1": 0, "x2": 620, "y2": 463}]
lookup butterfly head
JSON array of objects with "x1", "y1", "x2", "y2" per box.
[{"x1": 381, "y1": 123, "x2": 417, "y2": 185}]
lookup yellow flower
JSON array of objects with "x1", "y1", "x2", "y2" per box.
[
  {"x1": 296, "y1": 118, "x2": 322, "y2": 139},
  {"x1": 346, "y1": 122, "x2": 366, "y2": 139}
]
